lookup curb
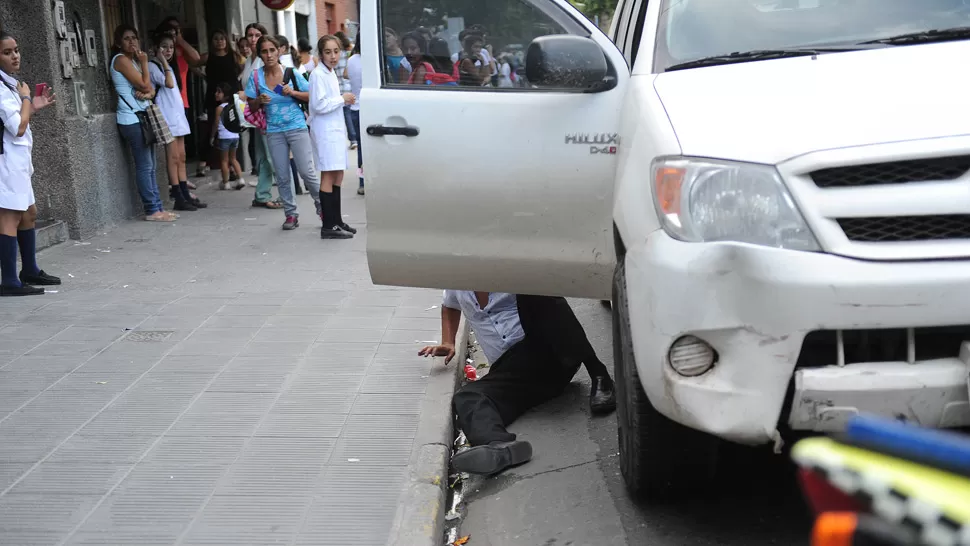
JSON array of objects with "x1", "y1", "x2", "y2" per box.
[{"x1": 387, "y1": 315, "x2": 468, "y2": 546}]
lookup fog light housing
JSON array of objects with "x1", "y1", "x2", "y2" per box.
[{"x1": 668, "y1": 335, "x2": 717, "y2": 377}]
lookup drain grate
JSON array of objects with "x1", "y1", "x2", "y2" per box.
[{"x1": 124, "y1": 330, "x2": 174, "y2": 342}]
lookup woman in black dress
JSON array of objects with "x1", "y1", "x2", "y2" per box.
[{"x1": 201, "y1": 29, "x2": 241, "y2": 179}]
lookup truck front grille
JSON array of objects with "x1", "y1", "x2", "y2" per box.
[
  {"x1": 797, "y1": 325, "x2": 970, "y2": 368},
  {"x1": 810, "y1": 155, "x2": 970, "y2": 188},
  {"x1": 837, "y1": 215, "x2": 970, "y2": 242}
]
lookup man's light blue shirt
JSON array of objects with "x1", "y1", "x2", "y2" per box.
[{"x1": 443, "y1": 291, "x2": 525, "y2": 364}]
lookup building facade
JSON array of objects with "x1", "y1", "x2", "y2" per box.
[{"x1": 0, "y1": 0, "x2": 357, "y2": 243}]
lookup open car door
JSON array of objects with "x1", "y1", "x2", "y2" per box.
[{"x1": 360, "y1": 0, "x2": 629, "y2": 299}]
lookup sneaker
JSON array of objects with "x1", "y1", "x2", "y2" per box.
[
  {"x1": 233, "y1": 180, "x2": 246, "y2": 190},
  {"x1": 349, "y1": 142, "x2": 358, "y2": 150},
  {"x1": 0, "y1": 284, "x2": 44, "y2": 296},
  {"x1": 451, "y1": 440, "x2": 533, "y2": 476},
  {"x1": 219, "y1": 182, "x2": 231, "y2": 191},
  {"x1": 320, "y1": 225, "x2": 353, "y2": 239},
  {"x1": 339, "y1": 222, "x2": 357, "y2": 235},
  {"x1": 247, "y1": 179, "x2": 258, "y2": 187},
  {"x1": 357, "y1": 186, "x2": 365, "y2": 196},
  {"x1": 282, "y1": 216, "x2": 299, "y2": 230},
  {"x1": 20, "y1": 270, "x2": 61, "y2": 286}
]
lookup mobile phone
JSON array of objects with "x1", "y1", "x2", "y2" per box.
[
  {"x1": 35, "y1": 83, "x2": 47, "y2": 97},
  {"x1": 273, "y1": 84, "x2": 284, "y2": 94}
]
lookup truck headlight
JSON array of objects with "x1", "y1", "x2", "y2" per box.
[{"x1": 651, "y1": 157, "x2": 819, "y2": 251}]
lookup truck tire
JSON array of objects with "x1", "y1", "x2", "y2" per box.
[{"x1": 613, "y1": 259, "x2": 720, "y2": 502}]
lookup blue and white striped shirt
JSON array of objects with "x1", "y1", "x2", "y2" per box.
[{"x1": 443, "y1": 291, "x2": 525, "y2": 364}]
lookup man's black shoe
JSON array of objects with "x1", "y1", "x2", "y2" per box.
[
  {"x1": 339, "y1": 222, "x2": 357, "y2": 234},
  {"x1": 1, "y1": 284, "x2": 44, "y2": 296},
  {"x1": 451, "y1": 440, "x2": 533, "y2": 476},
  {"x1": 590, "y1": 375, "x2": 617, "y2": 415},
  {"x1": 20, "y1": 270, "x2": 61, "y2": 286}
]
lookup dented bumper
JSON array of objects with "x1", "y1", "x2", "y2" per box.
[{"x1": 624, "y1": 231, "x2": 970, "y2": 445}]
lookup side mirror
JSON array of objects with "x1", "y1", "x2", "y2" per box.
[{"x1": 526, "y1": 35, "x2": 611, "y2": 92}]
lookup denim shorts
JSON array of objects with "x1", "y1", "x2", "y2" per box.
[{"x1": 216, "y1": 138, "x2": 239, "y2": 152}]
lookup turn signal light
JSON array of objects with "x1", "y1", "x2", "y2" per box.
[{"x1": 655, "y1": 167, "x2": 685, "y2": 215}]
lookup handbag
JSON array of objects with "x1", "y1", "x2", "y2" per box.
[
  {"x1": 244, "y1": 69, "x2": 268, "y2": 133},
  {"x1": 118, "y1": 92, "x2": 171, "y2": 145}
]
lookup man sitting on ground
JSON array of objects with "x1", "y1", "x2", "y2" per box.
[{"x1": 420, "y1": 292, "x2": 616, "y2": 476}]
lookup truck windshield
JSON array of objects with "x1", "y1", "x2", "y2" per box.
[{"x1": 655, "y1": 0, "x2": 970, "y2": 72}]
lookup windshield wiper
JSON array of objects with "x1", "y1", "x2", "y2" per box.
[
  {"x1": 666, "y1": 48, "x2": 838, "y2": 71},
  {"x1": 861, "y1": 26, "x2": 970, "y2": 45}
]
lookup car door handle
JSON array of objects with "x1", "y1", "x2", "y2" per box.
[{"x1": 367, "y1": 124, "x2": 419, "y2": 137}]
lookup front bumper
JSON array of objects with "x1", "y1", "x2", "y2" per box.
[{"x1": 625, "y1": 231, "x2": 970, "y2": 445}]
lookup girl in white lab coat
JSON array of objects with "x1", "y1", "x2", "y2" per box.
[
  {"x1": 310, "y1": 35, "x2": 357, "y2": 240},
  {"x1": 0, "y1": 32, "x2": 61, "y2": 296}
]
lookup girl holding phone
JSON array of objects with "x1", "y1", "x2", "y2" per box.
[
  {"x1": 149, "y1": 32, "x2": 205, "y2": 211},
  {"x1": 0, "y1": 31, "x2": 61, "y2": 296}
]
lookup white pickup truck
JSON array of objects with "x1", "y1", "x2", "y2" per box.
[{"x1": 358, "y1": 0, "x2": 970, "y2": 499}]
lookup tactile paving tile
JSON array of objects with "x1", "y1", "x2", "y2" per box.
[
  {"x1": 328, "y1": 438, "x2": 414, "y2": 467},
  {"x1": 48, "y1": 435, "x2": 158, "y2": 464},
  {"x1": 181, "y1": 495, "x2": 311, "y2": 546},
  {"x1": 350, "y1": 394, "x2": 424, "y2": 415},
  {"x1": 341, "y1": 414, "x2": 419, "y2": 439},
  {"x1": 141, "y1": 436, "x2": 246, "y2": 466},
  {"x1": 8, "y1": 463, "x2": 131, "y2": 495},
  {"x1": 254, "y1": 412, "x2": 347, "y2": 438}
]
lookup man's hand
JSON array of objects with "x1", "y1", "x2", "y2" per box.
[
  {"x1": 419, "y1": 343, "x2": 455, "y2": 364},
  {"x1": 342, "y1": 93, "x2": 356, "y2": 105}
]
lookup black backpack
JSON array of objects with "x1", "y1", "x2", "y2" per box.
[
  {"x1": 284, "y1": 67, "x2": 308, "y2": 116},
  {"x1": 220, "y1": 97, "x2": 242, "y2": 134}
]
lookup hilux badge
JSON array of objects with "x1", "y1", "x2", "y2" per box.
[{"x1": 565, "y1": 133, "x2": 619, "y2": 155}]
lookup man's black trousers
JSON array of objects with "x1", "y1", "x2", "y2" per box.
[{"x1": 453, "y1": 295, "x2": 596, "y2": 446}]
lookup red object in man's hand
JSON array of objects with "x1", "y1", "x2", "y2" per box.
[{"x1": 34, "y1": 83, "x2": 47, "y2": 97}]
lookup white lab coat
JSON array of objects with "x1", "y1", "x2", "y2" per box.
[
  {"x1": 0, "y1": 71, "x2": 35, "y2": 212},
  {"x1": 308, "y1": 64, "x2": 348, "y2": 172}
]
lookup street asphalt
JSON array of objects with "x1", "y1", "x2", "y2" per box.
[{"x1": 456, "y1": 299, "x2": 813, "y2": 546}]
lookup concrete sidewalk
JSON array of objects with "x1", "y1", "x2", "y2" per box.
[{"x1": 0, "y1": 177, "x2": 451, "y2": 545}]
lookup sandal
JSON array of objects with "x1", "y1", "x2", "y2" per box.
[
  {"x1": 252, "y1": 200, "x2": 283, "y2": 209},
  {"x1": 145, "y1": 211, "x2": 177, "y2": 222}
]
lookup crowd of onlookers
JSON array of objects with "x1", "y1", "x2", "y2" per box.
[
  {"x1": 108, "y1": 17, "x2": 363, "y2": 239},
  {"x1": 383, "y1": 24, "x2": 526, "y2": 88}
]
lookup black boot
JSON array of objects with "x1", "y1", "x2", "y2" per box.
[
  {"x1": 320, "y1": 191, "x2": 352, "y2": 240},
  {"x1": 333, "y1": 186, "x2": 357, "y2": 234},
  {"x1": 171, "y1": 186, "x2": 197, "y2": 211},
  {"x1": 180, "y1": 181, "x2": 207, "y2": 208},
  {"x1": 451, "y1": 440, "x2": 533, "y2": 476},
  {"x1": 589, "y1": 374, "x2": 616, "y2": 414}
]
